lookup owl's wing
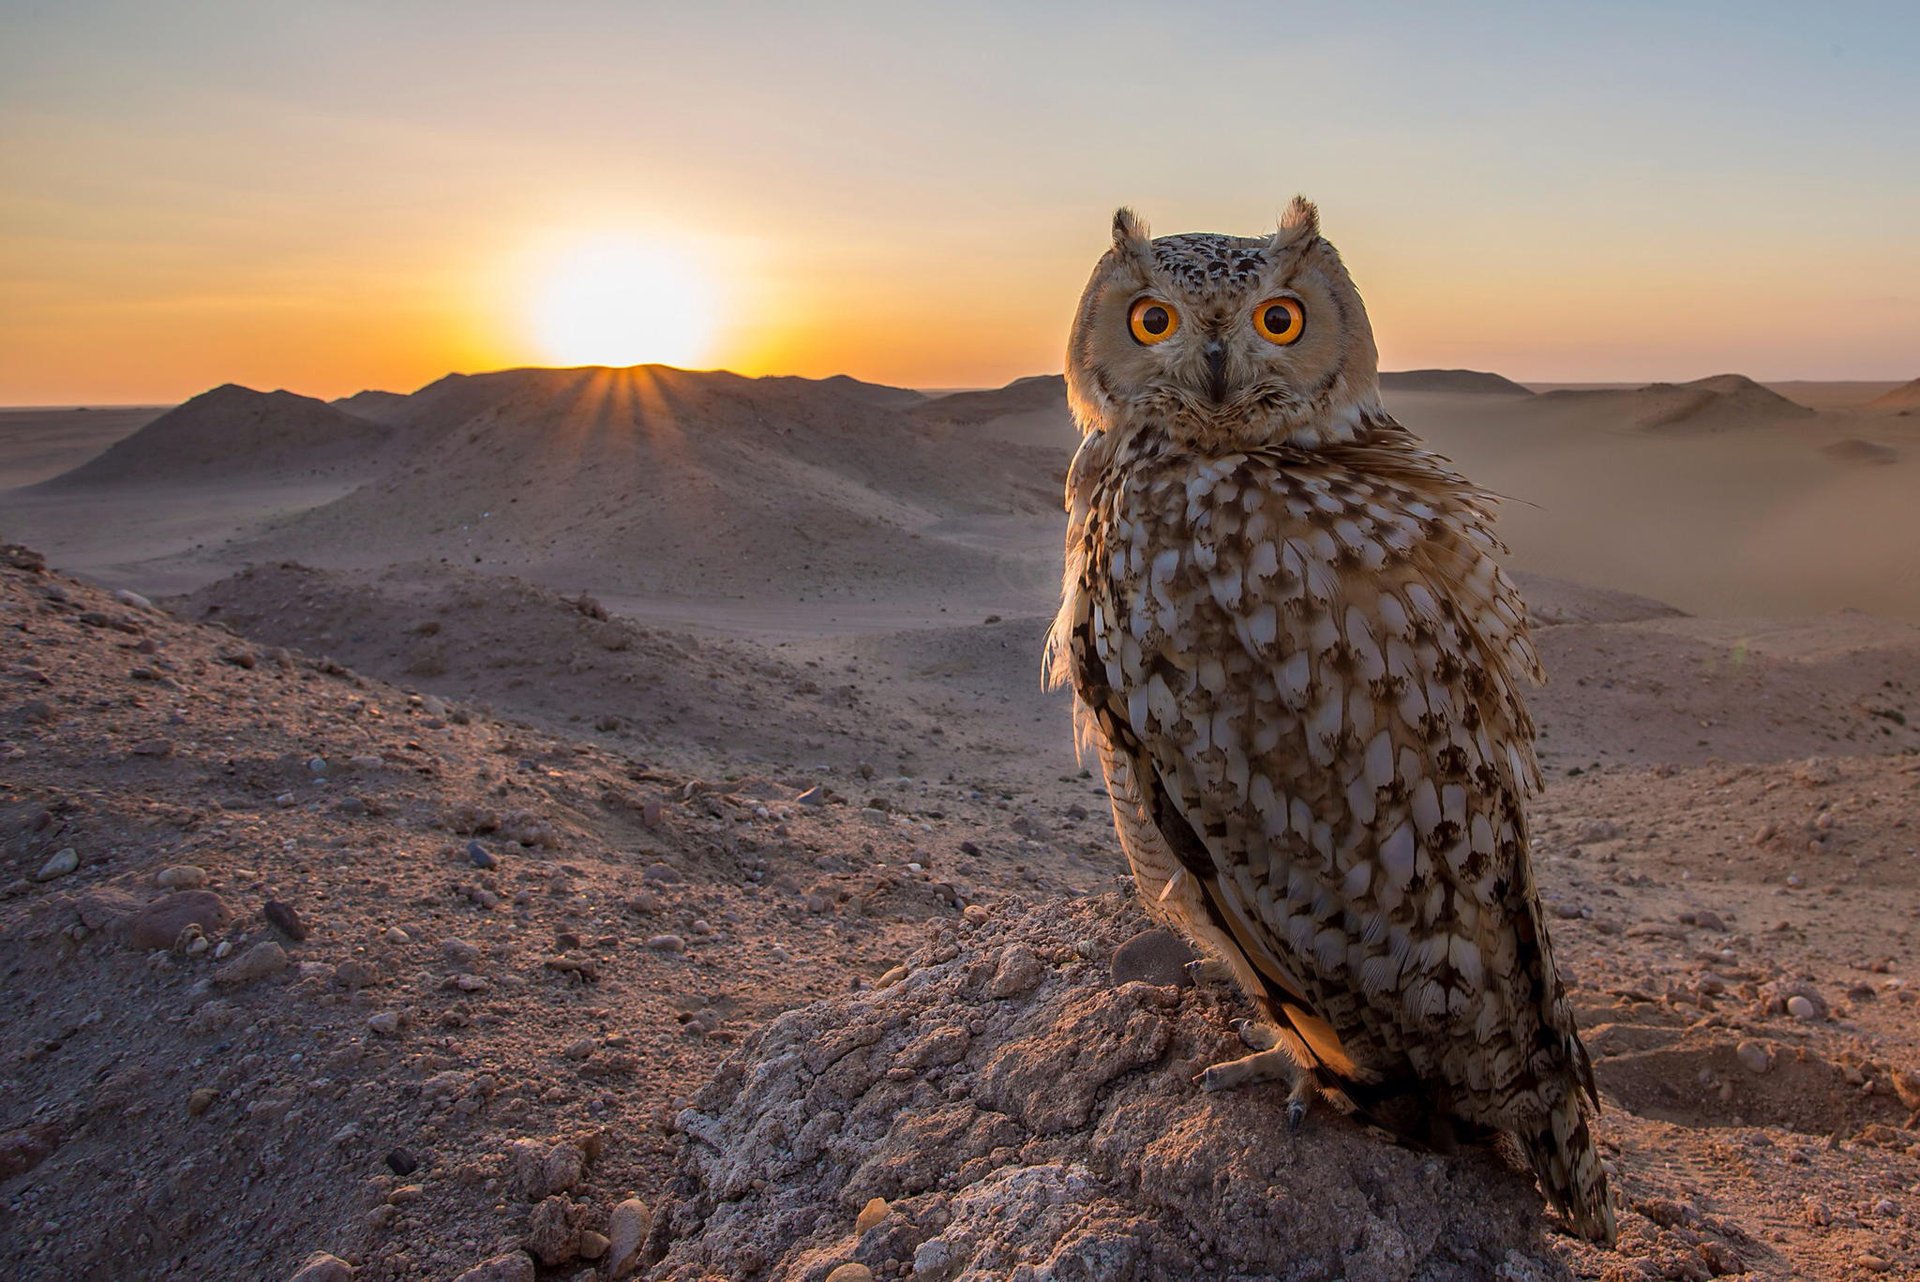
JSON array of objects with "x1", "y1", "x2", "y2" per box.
[{"x1": 1080, "y1": 440, "x2": 1592, "y2": 1124}]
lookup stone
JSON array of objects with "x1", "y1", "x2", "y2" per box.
[
  {"x1": 285, "y1": 1251, "x2": 355, "y2": 1282},
  {"x1": 367, "y1": 1011, "x2": 405, "y2": 1036},
  {"x1": 542, "y1": 1141, "x2": 586, "y2": 1194},
  {"x1": 130, "y1": 738, "x2": 174, "y2": 757},
  {"x1": 0, "y1": 1123, "x2": 61, "y2": 1179},
  {"x1": 826, "y1": 1266, "x2": 874, "y2": 1282},
  {"x1": 35, "y1": 847, "x2": 78, "y2": 880},
  {"x1": 1109, "y1": 928, "x2": 1195, "y2": 988},
  {"x1": 155, "y1": 865, "x2": 208, "y2": 889},
  {"x1": 1787, "y1": 995, "x2": 1818, "y2": 1020},
  {"x1": 215, "y1": 940, "x2": 290, "y2": 986},
  {"x1": 796, "y1": 786, "x2": 826, "y2": 806},
  {"x1": 265, "y1": 899, "x2": 309, "y2": 941},
  {"x1": 855, "y1": 1196, "x2": 889, "y2": 1234},
  {"x1": 186, "y1": 1088, "x2": 218, "y2": 1116},
  {"x1": 606, "y1": 1198, "x2": 652, "y2": 1278},
  {"x1": 450, "y1": 1252, "x2": 535, "y2": 1282},
  {"x1": 641, "y1": 862, "x2": 683, "y2": 884},
  {"x1": 1735, "y1": 1041, "x2": 1772, "y2": 1074},
  {"x1": 645, "y1": 934, "x2": 687, "y2": 953},
  {"x1": 129, "y1": 890, "x2": 233, "y2": 950},
  {"x1": 985, "y1": 945, "x2": 1046, "y2": 998},
  {"x1": 577, "y1": 1231, "x2": 610, "y2": 1260},
  {"x1": 468, "y1": 840, "x2": 497, "y2": 869},
  {"x1": 525, "y1": 1194, "x2": 583, "y2": 1265},
  {"x1": 385, "y1": 1149, "x2": 419, "y2": 1176}
]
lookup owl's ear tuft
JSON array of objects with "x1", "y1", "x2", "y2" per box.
[
  {"x1": 1270, "y1": 196, "x2": 1320, "y2": 250},
  {"x1": 1112, "y1": 207, "x2": 1152, "y2": 259}
]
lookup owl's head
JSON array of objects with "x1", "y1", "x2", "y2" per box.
[{"x1": 1065, "y1": 197, "x2": 1384, "y2": 450}]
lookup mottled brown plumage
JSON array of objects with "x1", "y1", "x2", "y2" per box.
[{"x1": 1046, "y1": 199, "x2": 1615, "y2": 1242}]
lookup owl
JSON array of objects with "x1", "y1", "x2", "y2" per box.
[{"x1": 1045, "y1": 198, "x2": 1615, "y2": 1243}]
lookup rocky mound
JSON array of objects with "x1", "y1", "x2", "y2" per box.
[
  {"x1": 1380, "y1": 369, "x2": 1534, "y2": 396},
  {"x1": 1865, "y1": 377, "x2": 1920, "y2": 411},
  {"x1": 331, "y1": 389, "x2": 414, "y2": 426},
  {"x1": 911, "y1": 375, "x2": 1069, "y2": 426},
  {"x1": 1542, "y1": 375, "x2": 1813, "y2": 433},
  {"x1": 234, "y1": 366, "x2": 1064, "y2": 601},
  {"x1": 40, "y1": 385, "x2": 393, "y2": 487},
  {"x1": 650, "y1": 892, "x2": 1575, "y2": 1282}
]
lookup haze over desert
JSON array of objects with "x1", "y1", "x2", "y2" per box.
[{"x1": 6, "y1": 3, "x2": 1920, "y2": 1281}]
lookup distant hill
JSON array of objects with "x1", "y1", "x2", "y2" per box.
[
  {"x1": 1866, "y1": 377, "x2": 1920, "y2": 412},
  {"x1": 1379, "y1": 369, "x2": 1533, "y2": 396},
  {"x1": 232, "y1": 364, "x2": 1068, "y2": 601},
  {"x1": 1542, "y1": 374, "x2": 1813, "y2": 432},
  {"x1": 1821, "y1": 438, "x2": 1899, "y2": 466},
  {"x1": 331, "y1": 389, "x2": 414, "y2": 425},
  {"x1": 40, "y1": 384, "x2": 392, "y2": 487},
  {"x1": 913, "y1": 375, "x2": 1068, "y2": 425}
]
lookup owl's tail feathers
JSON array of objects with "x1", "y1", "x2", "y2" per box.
[{"x1": 1523, "y1": 1087, "x2": 1617, "y2": 1245}]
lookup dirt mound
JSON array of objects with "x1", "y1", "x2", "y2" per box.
[
  {"x1": 1511, "y1": 573, "x2": 1687, "y2": 627},
  {"x1": 233, "y1": 366, "x2": 1064, "y2": 602},
  {"x1": 1821, "y1": 438, "x2": 1898, "y2": 465},
  {"x1": 39, "y1": 385, "x2": 393, "y2": 487},
  {"x1": 1381, "y1": 369, "x2": 1534, "y2": 396},
  {"x1": 1865, "y1": 377, "x2": 1920, "y2": 411},
  {"x1": 1541, "y1": 375, "x2": 1813, "y2": 432},
  {"x1": 652, "y1": 892, "x2": 1575, "y2": 1282}
]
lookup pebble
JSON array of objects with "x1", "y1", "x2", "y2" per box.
[
  {"x1": 130, "y1": 738, "x2": 174, "y2": 757},
  {"x1": 334, "y1": 959, "x2": 377, "y2": 989},
  {"x1": 606, "y1": 1198, "x2": 652, "y2": 1278},
  {"x1": 645, "y1": 934, "x2": 687, "y2": 954},
  {"x1": 796, "y1": 786, "x2": 826, "y2": 806},
  {"x1": 467, "y1": 841, "x2": 497, "y2": 869},
  {"x1": 385, "y1": 1149, "x2": 419, "y2": 1176},
  {"x1": 265, "y1": 900, "x2": 309, "y2": 941},
  {"x1": 577, "y1": 1230, "x2": 610, "y2": 1260},
  {"x1": 1735, "y1": 1040, "x2": 1773, "y2": 1074},
  {"x1": 826, "y1": 1266, "x2": 874, "y2": 1282},
  {"x1": 641, "y1": 862, "x2": 683, "y2": 884},
  {"x1": 543, "y1": 1142, "x2": 586, "y2": 1193},
  {"x1": 387, "y1": 1183, "x2": 425, "y2": 1204},
  {"x1": 1110, "y1": 928, "x2": 1195, "y2": 988},
  {"x1": 112, "y1": 588, "x2": 154, "y2": 612},
  {"x1": 855, "y1": 1195, "x2": 890, "y2": 1235},
  {"x1": 34, "y1": 848, "x2": 78, "y2": 881},
  {"x1": 285, "y1": 1252, "x2": 355, "y2": 1282},
  {"x1": 367, "y1": 1011, "x2": 405, "y2": 1036},
  {"x1": 562, "y1": 1037, "x2": 596, "y2": 1060},
  {"x1": 216, "y1": 940, "x2": 289, "y2": 986},
  {"x1": 155, "y1": 865, "x2": 207, "y2": 889},
  {"x1": 348, "y1": 754, "x2": 384, "y2": 770},
  {"x1": 308, "y1": 756, "x2": 328, "y2": 774},
  {"x1": 1787, "y1": 995, "x2": 1819, "y2": 1021},
  {"x1": 186, "y1": 1088, "x2": 218, "y2": 1116},
  {"x1": 384, "y1": 926, "x2": 411, "y2": 945}
]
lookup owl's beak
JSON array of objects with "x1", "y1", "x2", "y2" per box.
[{"x1": 1203, "y1": 339, "x2": 1230, "y2": 405}]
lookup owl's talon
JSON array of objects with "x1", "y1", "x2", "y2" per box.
[{"x1": 1286, "y1": 1078, "x2": 1315, "y2": 1133}]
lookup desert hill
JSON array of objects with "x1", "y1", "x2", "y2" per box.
[
  {"x1": 912, "y1": 374, "x2": 1068, "y2": 425},
  {"x1": 228, "y1": 366, "x2": 1068, "y2": 604},
  {"x1": 1866, "y1": 377, "x2": 1920, "y2": 412},
  {"x1": 1541, "y1": 373, "x2": 1813, "y2": 432},
  {"x1": 331, "y1": 389, "x2": 414, "y2": 425},
  {"x1": 38, "y1": 385, "x2": 393, "y2": 487},
  {"x1": 1379, "y1": 368, "x2": 1534, "y2": 395}
]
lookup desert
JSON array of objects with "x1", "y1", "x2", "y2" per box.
[{"x1": 2, "y1": 362, "x2": 1919, "y2": 1281}]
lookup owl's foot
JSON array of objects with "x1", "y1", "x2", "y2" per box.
[
  {"x1": 1197, "y1": 1036, "x2": 1317, "y2": 1132},
  {"x1": 1184, "y1": 957, "x2": 1233, "y2": 986}
]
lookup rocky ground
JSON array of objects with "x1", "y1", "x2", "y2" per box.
[{"x1": 3, "y1": 540, "x2": 1919, "y2": 1281}]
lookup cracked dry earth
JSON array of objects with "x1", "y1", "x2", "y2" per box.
[{"x1": 3, "y1": 541, "x2": 1920, "y2": 1282}]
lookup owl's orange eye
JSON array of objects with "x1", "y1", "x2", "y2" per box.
[
  {"x1": 1128, "y1": 298, "x2": 1179, "y2": 345},
  {"x1": 1252, "y1": 297, "x2": 1306, "y2": 345}
]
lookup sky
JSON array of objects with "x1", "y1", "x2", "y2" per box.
[{"x1": 2, "y1": 1, "x2": 1916, "y2": 404}]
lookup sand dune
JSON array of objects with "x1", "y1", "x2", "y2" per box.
[
  {"x1": 1866, "y1": 376, "x2": 1920, "y2": 412},
  {"x1": 1379, "y1": 368, "x2": 1532, "y2": 396},
  {"x1": 39, "y1": 384, "x2": 392, "y2": 486},
  {"x1": 1538, "y1": 373, "x2": 1812, "y2": 432}
]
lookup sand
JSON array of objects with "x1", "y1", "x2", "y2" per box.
[{"x1": 3, "y1": 362, "x2": 1920, "y2": 1280}]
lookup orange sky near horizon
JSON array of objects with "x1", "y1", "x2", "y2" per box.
[{"x1": 2, "y1": 4, "x2": 1917, "y2": 406}]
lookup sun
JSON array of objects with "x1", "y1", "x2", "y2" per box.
[{"x1": 528, "y1": 237, "x2": 718, "y2": 368}]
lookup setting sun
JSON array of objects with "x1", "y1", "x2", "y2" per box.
[{"x1": 528, "y1": 238, "x2": 717, "y2": 369}]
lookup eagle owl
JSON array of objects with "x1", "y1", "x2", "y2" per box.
[{"x1": 1046, "y1": 198, "x2": 1615, "y2": 1243}]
